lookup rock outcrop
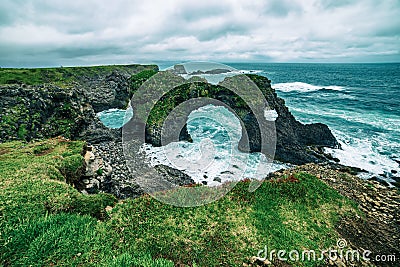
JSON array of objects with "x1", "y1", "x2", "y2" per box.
[
  {"x1": 0, "y1": 65, "x2": 157, "y2": 144},
  {"x1": 79, "y1": 141, "x2": 194, "y2": 199},
  {"x1": 141, "y1": 73, "x2": 339, "y2": 165}
]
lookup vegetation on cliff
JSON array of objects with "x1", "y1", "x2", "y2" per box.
[{"x1": 0, "y1": 65, "x2": 156, "y2": 86}]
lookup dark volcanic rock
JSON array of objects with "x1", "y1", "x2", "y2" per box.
[
  {"x1": 83, "y1": 70, "x2": 134, "y2": 112},
  {"x1": 154, "y1": 165, "x2": 194, "y2": 186},
  {"x1": 143, "y1": 74, "x2": 339, "y2": 165},
  {"x1": 0, "y1": 65, "x2": 157, "y2": 144},
  {"x1": 190, "y1": 69, "x2": 232, "y2": 75},
  {"x1": 368, "y1": 176, "x2": 391, "y2": 187},
  {"x1": 172, "y1": 64, "x2": 187, "y2": 75},
  {"x1": 0, "y1": 83, "x2": 118, "y2": 143}
]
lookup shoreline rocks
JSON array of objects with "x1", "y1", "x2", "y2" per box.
[
  {"x1": 77, "y1": 138, "x2": 399, "y2": 200},
  {"x1": 77, "y1": 141, "x2": 194, "y2": 199}
]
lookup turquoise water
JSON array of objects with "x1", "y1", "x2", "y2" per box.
[
  {"x1": 141, "y1": 104, "x2": 286, "y2": 186},
  {"x1": 229, "y1": 63, "x2": 400, "y2": 181},
  {"x1": 97, "y1": 108, "x2": 133, "y2": 129},
  {"x1": 98, "y1": 63, "x2": 400, "y2": 184}
]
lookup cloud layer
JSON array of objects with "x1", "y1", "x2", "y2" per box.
[{"x1": 0, "y1": 0, "x2": 399, "y2": 66}]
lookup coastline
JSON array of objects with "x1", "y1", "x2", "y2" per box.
[{"x1": 1, "y1": 64, "x2": 399, "y2": 266}]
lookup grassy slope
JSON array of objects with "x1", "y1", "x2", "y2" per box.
[
  {"x1": 0, "y1": 139, "x2": 172, "y2": 266},
  {"x1": 0, "y1": 139, "x2": 361, "y2": 266}
]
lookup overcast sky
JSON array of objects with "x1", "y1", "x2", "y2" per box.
[{"x1": 0, "y1": 0, "x2": 399, "y2": 67}]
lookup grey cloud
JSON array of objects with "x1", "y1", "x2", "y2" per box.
[
  {"x1": 49, "y1": 46, "x2": 127, "y2": 58},
  {"x1": 0, "y1": 1, "x2": 24, "y2": 25},
  {"x1": 0, "y1": 0, "x2": 399, "y2": 66},
  {"x1": 195, "y1": 23, "x2": 250, "y2": 42},
  {"x1": 320, "y1": 0, "x2": 356, "y2": 9},
  {"x1": 375, "y1": 24, "x2": 400, "y2": 37},
  {"x1": 178, "y1": 4, "x2": 231, "y2": 22},
  {"x1": 263, "y1": 0, "x2": 302, "y2": 17}
]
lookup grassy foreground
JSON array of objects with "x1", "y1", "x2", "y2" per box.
[{"x1": 0, "y1": 139, "x2": 360, "y2": 266}]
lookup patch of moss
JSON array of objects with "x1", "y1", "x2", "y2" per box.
[
  {"x1": 58, "y1": 154, "x2": 84, "y2": 183},
  {"x1": 128, "y1": 69, "x2": 158, "y2": 95},
  {"x1": 40, "y1": 103, "x2": 80, "y2": 139},
  {"x1": 17, "y1": 124, "x2": 28, "y2": 139},
  {"x1": 0, "y1": 103, "x2": 31, "y2": 141},
  {"x1": 33, "y1": 143, "x2": 54, "y2": 155}
]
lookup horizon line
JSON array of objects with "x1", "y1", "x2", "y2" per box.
[{"x1": 1, "y1": 61, "x2": 400, "y2": 69}]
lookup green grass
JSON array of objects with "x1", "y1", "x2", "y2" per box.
[
  {"x1": 106, "y1": 176, "x2": 358, "y2": 266},
  {"x1": 0, "y1": 139, "x2": 172, "y2": 266},
  {"x1": 0, "y1": 139, "x2": 360, "y2": 266},
  {"x1": 0, "y1": 64, "x2": 158, "y2": 86}
]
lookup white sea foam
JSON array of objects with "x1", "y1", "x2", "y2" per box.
[
  {"x1": 289, "y1": 104, "x2": 400, "y2": 135},
  {"x1": 141, "y1": 104, "x2": 288, "y2": 186},
  {"x1": 325, "y1": 131, "x2": 400, "y2": 185},
  {"x1": 273, "y1": 82, "x2": 345, "y2": 93},
  {"x1": 179, "y1": 69, "x2": 264, "y2": 85},
  {"x1": 264, "y1": 109, "x2": 279, "y2": 121},
  {"x1": 142, "y1": 142, "x2": 288, "y2": 187}
]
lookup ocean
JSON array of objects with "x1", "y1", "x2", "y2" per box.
[{"x1": 98, "y1": 63, "x2": 400, "y2": 185}]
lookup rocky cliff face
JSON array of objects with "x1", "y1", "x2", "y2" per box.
[
  {"x1": 141, "y1": 74, "x2": 339, "y2": 165},
  {"x1": 0, "y1": 65, "x2": 157, "y2": 143},
  {"x1": 249, "y1": 75, "x2": 340, "y2": 164}
]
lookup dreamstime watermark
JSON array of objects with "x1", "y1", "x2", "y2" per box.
[
  {"x1": 255, "y1": 239, "x2": 397, "y2": 263},
  {"x1": 122, "y1": 61, "x2": 277, "y2": 207}
]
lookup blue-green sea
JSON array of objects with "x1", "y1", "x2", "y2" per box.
[{"x1": 98, "y1": 63, "x2": 400, "y2": 185}]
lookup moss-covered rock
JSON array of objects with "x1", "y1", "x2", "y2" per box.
[{"x1": 0, "y1": 64, "x2": 158, "y2": 143}]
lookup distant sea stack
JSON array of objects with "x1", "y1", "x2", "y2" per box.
[
  {"x1": 189, "y1": 69, "x2": 232, "y2": 75},
  {"x1": 172, "y1": 64, "x2": 187, "y2": 75},
  {"x1": 0, "y1": 64, "x2": 338, "y2": 165}
]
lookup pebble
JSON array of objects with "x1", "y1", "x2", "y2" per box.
[{"x1": 213, "y1": 177, "x2": 222, "y2": 183}]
